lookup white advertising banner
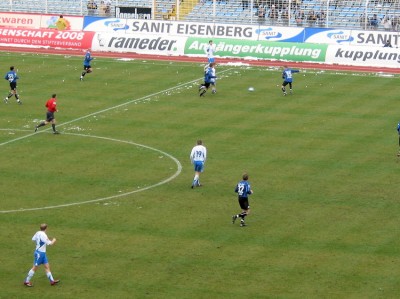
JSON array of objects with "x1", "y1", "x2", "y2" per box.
[
  {"x1": 326, "y1": 44, "x2": 400, "y2": 67},
  {"x1": 83, "y1": 18, "x2": 305, "y2": 41},
  {"x1": 0, "y1": 12, "x2": 83, "y2": 31},
  {"x1": 92, "y1": 32, "x2": 186, "y2": 55}
]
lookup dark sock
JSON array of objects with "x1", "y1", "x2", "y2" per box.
[{"x1": 52, "y1": 124, "x2": 56, "y2": 132}]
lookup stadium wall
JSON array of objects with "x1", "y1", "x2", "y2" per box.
[{"x1": 0, "y1": 12, "x2": 399, "y2": 69}]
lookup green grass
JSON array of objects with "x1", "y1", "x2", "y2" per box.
[{"x1": 1, "y1": 52, "x2": 400, "y2": 298}]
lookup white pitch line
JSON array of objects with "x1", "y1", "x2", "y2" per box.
[
  {"x1": 0, "y1": 132, "x2": 182, "y2": 213},
  {"x1": 0, "y1": 67, "x2": 234, "y2": 213},
  {"x1": 0, "y1": 68, "x2": 234, "y2": 147}
]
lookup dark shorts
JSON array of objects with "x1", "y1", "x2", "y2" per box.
[
  {"x1": 282, "y1": 81, "x2": 292, "y2": 87},
  {"x1": 84, "y1": 65, "x2": 91, "y2": 70},
  {"x1": 238, "y1": 197, "x2": 250, "y2": 210},
  {"x1": 9, "y1": 82, "x2": 17, "y2": 90},
  {"x1": 46, "y1": 111, "x2": 55, "y2": 122}
]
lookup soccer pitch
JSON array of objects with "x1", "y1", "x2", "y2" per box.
[{"x1": 1, "y1": 52, "x2": 400, "y2": 298}]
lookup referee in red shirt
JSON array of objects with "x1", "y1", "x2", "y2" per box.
[{"x1": 34, "y1": 94, "x2": 60, "y2": 134}]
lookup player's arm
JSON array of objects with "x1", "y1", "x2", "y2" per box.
[
  {"x1": 190, "y1": 149, "x2": 195, "y2": 163},
  {"x1": 43, "y1": 234, "x2": 56, "y2": 246},
  {"x1": 46, "y1": 237, "x2": 56, "y2": 245},
  {"x1": 248, "y1": 184, "x2": 253, "y2": 195}
]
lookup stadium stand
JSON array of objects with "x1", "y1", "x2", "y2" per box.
[{"x1": 1, "y1": 0, "x2": 400, "y2": 30}]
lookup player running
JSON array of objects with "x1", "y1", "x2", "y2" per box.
[
  {"x1": 34, "y1": 94, "x2": 60, "y2": 134},
  {"x1": 80, "y1": 49, "x2": 94, "y2": 81},
  {"x1": 4, "y1": 66, "x2": 22, "y2": 104},
  {"x1": 232, "y1": 173, "x2": 254, "y2": 227}
]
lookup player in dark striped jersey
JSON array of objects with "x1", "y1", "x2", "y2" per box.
[
  {"x1": 4, "y1": 66, "x2": 22, "y2": 104},
  {"x1": 281, "y1": 66, "x2": 300, "y2": 96},
  {"x1": 199, "y1": 62, "x2": 217, "y2": 97},
  {"x1": 232, "y1": 173, "x2": 254, "y2": 227},
  {"x1": 80, "y1": 49, "x2": 94, "y2": 81}
]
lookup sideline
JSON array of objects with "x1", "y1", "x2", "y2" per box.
[{"x1": 2, "y1": 46, "x2": 400, "y2": 74}]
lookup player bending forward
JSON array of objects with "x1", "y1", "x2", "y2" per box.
[{"x1": 199, "y1": 63, "x2": 217, "y2": 97}]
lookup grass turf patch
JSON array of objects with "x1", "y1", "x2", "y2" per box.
[{"x1": 0, "y1": 52, "x2": 400, "y2": 298}]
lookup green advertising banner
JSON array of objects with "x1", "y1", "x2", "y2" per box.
[{"x1": 185, "y1": 38, "x2": 328, "y2": 62}]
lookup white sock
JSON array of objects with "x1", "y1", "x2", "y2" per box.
[
  {"x1": 26, "y1": 269, "x2": 35, "y2": 282},
  {"x1": 193, "y1": 174, "x2": 199, "y2": 185},
  {"x1": 46, "y1": 272, "x2": 54, "y2": 281}
]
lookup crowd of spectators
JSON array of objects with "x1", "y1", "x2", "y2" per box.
[
  {"x1": 246, "y1": 0, "x2": 399, "y2": 30},
  {"x1": 359, "y1": 12, "x2": 400, "y2": 30},
  {"x1": 254, "y1": 0, "x2": 327, "y2": 27},
  {"x1": 87, "y1": 0, "x2": 111, "y2": 16}
]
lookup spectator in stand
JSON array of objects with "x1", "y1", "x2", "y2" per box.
[
  {"x1": 168, "y1": 4, "x2": 177, "y2": 20},
  {"x1": 369, "y1": 14, "x2": 379, "y2": 29},
  {"x1": 381, "y1": 15, "x2": 392, "y2": 31},
  {"x1": 295, "y1": 10, "x2": 305, "y2": 27},
  {"x1": 55, "y1": 15, "x2": 68, "y2": 30},
  {"x1": 105, "y1": 1, "x2": 111, "y2": 16},
  {"x1": 307, "y1": 10, "x2": 317, "y2": 27},
  {"x1": 99, "y1": 1, "x2": 106, "y2": 16},
  {"x1": 359, "y1": 13, "x2": 367, "y2": 30},
  {"x1": 87, "y1": 0, "x2": 98, "y2": 16},
  {"x1": 281, "y1": 5, "x2": 289, "y2": 26},
  {"x1": 258, "y1": 5, "x2": 266, "y2": 23},
  {"x1": 317, "y1": 10, "x2": 326, "y2": 27},
  {"x1": 393, "y1": 16, "x2": 400, "y2": 31},
  {"x1": 268, "y1": 4, "x2": 278, "y2": 25}
]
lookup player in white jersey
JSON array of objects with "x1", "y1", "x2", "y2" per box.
[
  {"x1": 205, "y1": 40, "x2": 216, "y2": 64},
  {"x1": 24, "y1": 223, "x2": 60, "y2": 287},
  {"x1": 190, "y1": 139, "x2": 207, "y2": 188}
]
